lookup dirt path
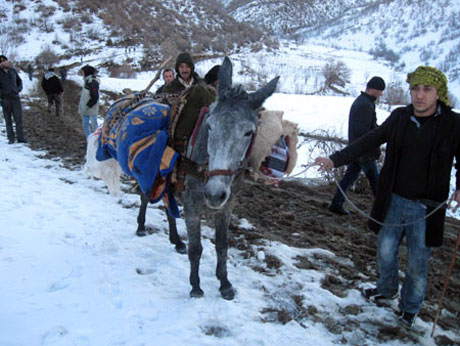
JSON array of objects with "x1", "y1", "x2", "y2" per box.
[{"x1": 20, "y1": 80, "x2": 460, "y2": 345}]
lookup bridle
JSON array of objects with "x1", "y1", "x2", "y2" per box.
[
  {"x1": 203, "y1": 126, "x2": 256, "y2": 180},
  {"x1": 184, "y1": 106, "x2": 257, "y2": 181}
]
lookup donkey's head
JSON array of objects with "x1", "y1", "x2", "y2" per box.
[{"x1": 204, "y1": 57, "x2": 279, "y2": 209}]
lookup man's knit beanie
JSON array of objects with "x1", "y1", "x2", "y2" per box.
[
  {"x1": 175, "y1": 52, "x2": 194, "y2": 73},
  {"x1": 406, "y1": 66, "x2": 449, "y2": 106},
  {"x1": 204, "y1": 65, "x2": 220, "y2": 85},
  {"x1": 81, "y1": 65, "x2": 96, "y2": 77},
  {"x1": 367, "y1": 76, "x2": 386, "y2": 91},
  {"x1": 0, "y1": 55, "x2": 8, "y2": 63}
]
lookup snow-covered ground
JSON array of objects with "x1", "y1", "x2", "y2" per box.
[
  {"x1": 1, "y1": 1, "x2": 460, "y2": 342},
  {"x1": 1, "y1": 86, "x2": 460, "y2": 345}
]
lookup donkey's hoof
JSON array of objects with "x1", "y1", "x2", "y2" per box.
[
  {"x1": 190, "y1": 288, "x2": 204, "y2": 298},
  {"x1": 136, "y1": 229, "x2": 147, "y2": 237},
  {"x1": 220, "y1": 286, "x2": 235, "y2": 300},
  {"x1": 175, "y1": 242, "x2": 187, "y2": 254}
]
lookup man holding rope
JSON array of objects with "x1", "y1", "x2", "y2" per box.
[{"x1": 315, "y1": 66, "x2": 460, "y2": 328}]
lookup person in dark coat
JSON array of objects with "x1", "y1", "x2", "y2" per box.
[
  {"x1": 203, "y1": 64, "x2": 220, "y2": 97},
  {"x1": 59, "y1": 66, "x2": 67, "y2": 82},
  {"x1": 155, "y1": 68, "x2": 175, "y2": 95},
  {"x1": 41, "y1": 68, "x2": 64, "y2": 117},
  {"x1": 329, "y1": 76, "x2": 385, "y2": 215},
  {"x1": 163, "y1": 52, "x2": 214, "y2": 154},
  {"x1": 0, "y1": 55, "x2": 26, "y2": 144},
  {"x1": 27, "y1": 63, "x2": 33, "y2": 81},
  {"x1": 315, "y1": 66, "x2": 460, "y2": 328}
]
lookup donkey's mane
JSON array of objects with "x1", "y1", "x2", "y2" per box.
[{"x1": 219, "y1": 84, "x2": 248, "y2": 102}]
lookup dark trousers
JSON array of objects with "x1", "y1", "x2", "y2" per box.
[
  {"x1": 331, "y1": 160, "x2": 379, "y2": 207},
  {"x1": 47, "y1": 93, "x2": 62, "y2": 116},
  {"x1": 2, "y1": 97, "x2": 25, "y2": 142}
]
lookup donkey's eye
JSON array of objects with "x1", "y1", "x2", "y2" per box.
[{"x1": 244, "y1": 130, "x2": 253, "y2": 137}]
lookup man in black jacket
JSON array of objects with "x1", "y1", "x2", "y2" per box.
[
  {"x1": 41, "y1": 68, "x2": 64, "y2": 117},
  {"x1": 0, "y1": 55, "x2": 26, "y2": 144},
  {"x1": 329, "y1": 76, "x2": 385, "y2": 215},
  {"x1": 315, "y1": 66, "x2": 460, "y2": 328}
]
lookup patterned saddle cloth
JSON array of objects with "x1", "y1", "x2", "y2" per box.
[{"x1": 96, "y1": 92, "x2": 179, "y2": 217}]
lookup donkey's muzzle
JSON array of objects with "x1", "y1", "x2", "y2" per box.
[{"x1": 204, "y1": 178, "x2": 230, "y2": 209}]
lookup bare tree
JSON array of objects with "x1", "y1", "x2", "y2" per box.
[{"x1": 321, "y1": 60, "x2": 351, "y2": 94}]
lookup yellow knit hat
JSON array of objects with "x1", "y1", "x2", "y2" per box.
[{"x1": 406, "y1": 66, "x2": 449, "y2": 106}]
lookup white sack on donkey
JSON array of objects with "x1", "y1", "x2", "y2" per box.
[
  {"x1": 85, "y1": 127, "x2": 122, "y2": 196},
  {"x1": 249, "y1": 109, "x2": 299, "y2": 180}
]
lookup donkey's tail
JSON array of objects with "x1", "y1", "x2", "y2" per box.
[{"x1": 85, "y1": 128, "x2": 122, "y2": 196}]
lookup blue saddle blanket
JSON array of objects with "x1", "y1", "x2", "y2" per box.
[{"x1": 96, "y1": 93, "x2": 179, "y2": 217}]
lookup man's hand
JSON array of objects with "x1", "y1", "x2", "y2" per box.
[
  {"x1": 448, "y1": 190, "x2": 460, "y2": 213},
  {"x1": 314, "y1": 157, "x2": 334, "y2": 171}
]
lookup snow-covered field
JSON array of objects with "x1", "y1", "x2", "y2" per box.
[
  {"x1": 1, "y1": 0, "x2": 460, "y2": 343},
  {"x1": 1, "y1": 87, "x2": 459, "y2": 345}
]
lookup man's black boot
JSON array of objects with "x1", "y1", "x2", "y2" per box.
[{"x1": 328, "y1": 204, "x2": 350, "y2": 215}]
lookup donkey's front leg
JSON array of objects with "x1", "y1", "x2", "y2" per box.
[
  {"x1": 215, "y1": 207, "x2": 235, "y2": 300},
  {"x1": 136, "y1": 193, "x2": 149, "y2": 236},
  {"x1": 184, "y1": 186, "x2": 205, "y2": 297}
]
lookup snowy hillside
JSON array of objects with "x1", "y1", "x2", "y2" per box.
[
  {"x1": 227, "y1": 0, "x2": 372, "y2": 34},
  {"x1": 226, "y1": 0, "x2": 460, "y2": 99}
]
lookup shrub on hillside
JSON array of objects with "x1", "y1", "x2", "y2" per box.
[
  {"x1": 381, "y1": 82, "x2": 409, "y2": 109},
  {"x1": 62, "y1": 15, "x2": 80, "y2": 31},
  {"x1": 322, "y1": 60, "x2": 351, "y2": 89},
  {"x1": 370, "y1": 42, "x2": 399, "y2": 63},
  {"x1": 35, "y1": 46, "x2": 59, "y2": 70},
  {"x1": 108, "y1": 63, "x2": 136, "y2": 79}
]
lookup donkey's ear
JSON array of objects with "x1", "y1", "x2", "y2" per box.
[
  {"x1": 218, "y1": 56, "x2": 232, "y2": 98},
  {"x1": 248, "y1": 76, "x2": 279, "y2": 110}
]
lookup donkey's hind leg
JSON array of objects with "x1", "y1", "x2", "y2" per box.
[
  {"x1": 214, "y1": 206, "x2": 235, "y2": 300},
  {"x1": 136, "y1": 193, "x2": 149, "y2": 237},
  {"x1": 166, "y1": 211, "x2": 186, "y2": 254}
]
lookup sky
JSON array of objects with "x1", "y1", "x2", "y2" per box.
[{"x1": 1, "y1": 1, "x2": 460, "y2": 345}]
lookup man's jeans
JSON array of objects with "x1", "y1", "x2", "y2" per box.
[
  {"x1": 82, "y1": 115, "x2": 98, "y2": 139},
  {"x1": 377, "y1": 193, "x2": 431, "y2": 314},
  {"x1": 331, "y1": 160, "x2": 379, "y2": 207}
]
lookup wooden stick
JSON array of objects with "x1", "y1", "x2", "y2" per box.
[
  {"x1": 431, "y1": 227, "x2": 460, "y2": 337},
  {"x1": 142, "y1": 56, "x2": 172, "y2": 93}
]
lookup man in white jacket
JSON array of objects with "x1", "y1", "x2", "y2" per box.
[{"x1": 78, "y1": 65, "x2": 100, "y2": 139}]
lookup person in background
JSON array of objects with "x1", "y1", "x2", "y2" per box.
[
  {"x1": 78, "y1": 65, "x2": 100, "y2": 139},
  {"x1": 329, "y1": 76, "x2": 386, "y2": 215},
  {"x1": 41, "y1": 67, "x2": 64, "y2": 117},
  {"x1": 163, "y1": 52, "x2": 214, "y2": 154},
  {"x1": 0, "y1": 55, "x2": 26, "y2": 144},
  {"x1": 204, "y1": 65, "x2": 220, "y2": 95},
  {"x1": 155, "y1": 68, "x2": 175, "y2": 95},
  {"x1": 314, "y1": 66, "x2": 460, "y2": 328},
  {"x1": 27, "y1": 63, "x2": 33, "y2": 81},
  {"x1": 59, "y1": 66, "x2": 67, "y2": 82}
]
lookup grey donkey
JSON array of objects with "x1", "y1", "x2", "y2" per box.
[{"x1": 181, "y1": 56, "x2": 279, "y2": 300}]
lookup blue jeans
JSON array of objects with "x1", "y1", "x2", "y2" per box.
[
  {"x1": 376, "y1": 193, "x2": 431, "y2": 314},
  {"x1": 331, "y1": 160, "x2": 379, "y2": 207},
  {"x1": 82, "y1": 115, "x2": 98, "y2": 139}
]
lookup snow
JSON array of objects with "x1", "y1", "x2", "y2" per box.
[
  {"x1": 1, "y1": 90, "x2": 459, "y2": 344},
  {"x1": 1, "y1": 1, "x2": 460, "y2": 344}
]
